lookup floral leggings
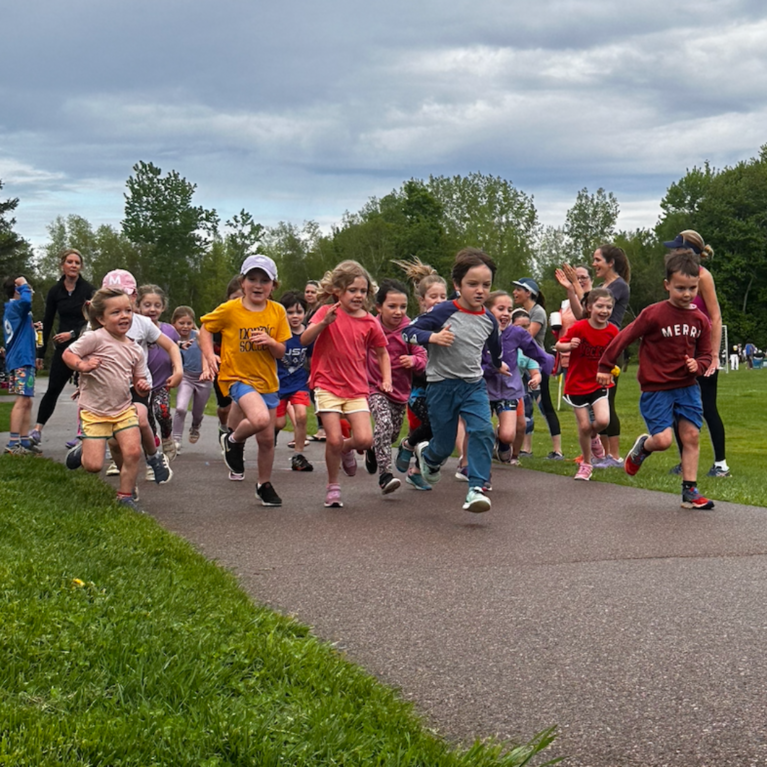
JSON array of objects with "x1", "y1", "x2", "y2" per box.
[
  {"x1": 368, "y1": 392, "x2": 406, "y2": 477},
  {"x1": 148, "y1": 386, "x2": 173, "y2": 441}
]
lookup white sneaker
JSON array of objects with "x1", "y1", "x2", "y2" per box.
[
  {"x1": 146, "y1": 465, "x2": 155, "y2": 482},
  {"x1": 106, "y1": 462, "x2": 120, "y2": 477}
]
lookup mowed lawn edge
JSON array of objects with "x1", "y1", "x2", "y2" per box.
[{"x1": 0, "y1": 458, "x2": 558, "y2": 767}]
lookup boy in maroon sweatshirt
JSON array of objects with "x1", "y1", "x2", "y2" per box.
[{"x1": 598, "y1": 250, "x2": 715, "y2": 510}]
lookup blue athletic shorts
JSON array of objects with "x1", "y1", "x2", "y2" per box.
[
  {"x1": 228, "y1": 382, "x2": 279, "y2": 410},
  {"x1": 639, "y1": 385, "x2": 703, "y2": 435}
]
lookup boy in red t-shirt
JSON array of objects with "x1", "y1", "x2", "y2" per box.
[
  {"x1": 598, "y1": 250, "x2": 714, "y2": 510},
  {"x1": 556, "y1": 288, "x2": 618, "y2": 481}
]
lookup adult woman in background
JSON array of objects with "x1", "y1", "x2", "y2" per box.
[
  {"x1": 512, "y1": 277, "x2": 563, "y2": 459},
  {"x1": 30, "y1": 249, "x2": 95, "y2": 445},
  {"x1": 663, "y1": 230, "x2": 729, "y2": 477}
]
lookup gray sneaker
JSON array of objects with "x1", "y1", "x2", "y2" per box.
[
  {"x1": 65, "y1": 441, "x2": 83, "y2": 470},
  {"x1": 414, "y1": 442, "x2": 441, "y2": 485},
  {"x1": 117, "y1": 495, "x2": 144, "y2": 513}
]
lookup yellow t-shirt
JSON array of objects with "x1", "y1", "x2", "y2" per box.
[{"x1": 201, "y1": 298, "x2": 291, "y2": 396}]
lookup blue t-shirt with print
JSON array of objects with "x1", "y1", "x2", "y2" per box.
[{"x1": 277, "y1": 331, "x2": 312, "y2": 396}]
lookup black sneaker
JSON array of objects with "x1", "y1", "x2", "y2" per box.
[
  {"x1": 291, "y1": 453, "x2": 314, "y2": 472},
  {"x1": 257, "y1": 481, "x2": 282, "y2": 507},
  {"x1": 365, "y1": 448, "x2": 377, "y2": 474},
  {"x1": 65, "y1": 441, "x2": 83, "y2": 470},
  {"x1": 379, "y1": 472, "x2": 401, "y2": 494},
  {"x1": 222, "y1": 435, "x2": 245, "y2": 475},
  {"x1": 147, "y1": 453, "x2": 173, "y2": 484}
]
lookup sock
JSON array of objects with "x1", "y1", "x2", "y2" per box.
[
  {"x1": 117, "y1": 491, "x2": 132, "y2": 500},
  {"x1": 715, "y1": 460, "x2": 729, "y2": 471},
  {"x1": 228, "y1": 434, "x2": 241, "y2": 444},
  {"x1": 682, "y1": 480, "x2": 696, "y2": 492},
  {"x1": 498, "y1": 440, "x2": 510, "y2": 451},
  {"x1": 8, "y1": 432, "x2": 20, "y2": 446}
]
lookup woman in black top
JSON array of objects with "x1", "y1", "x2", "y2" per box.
[{"x1": 30, "y1": 249, "x2": 94, "y2": 444}]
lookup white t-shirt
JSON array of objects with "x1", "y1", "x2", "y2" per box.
[{"x1": 127, "y1": 313, "x2": 161, "y2": 387}]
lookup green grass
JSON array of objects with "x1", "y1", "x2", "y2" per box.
[
  {"x1": 0, "y1": 402, "x2": 10, "y2": 433},
  {"x1": 0, "y1": 458, "x2": 558, "y2": 766},
  {"x1": 522, "y1": 367, "x2": 767, "y2": 507}
]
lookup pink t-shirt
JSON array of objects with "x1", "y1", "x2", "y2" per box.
[
  {"x1": 309, "y1": 304, "x2": 387, "y2": 399},
  {"x1": 69, "y1": 328, "x2": 144, "y2": 417}
]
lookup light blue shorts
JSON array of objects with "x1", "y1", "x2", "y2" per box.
[{"x1": 228, "y1": 382, "x2": 279, "y2": 410}]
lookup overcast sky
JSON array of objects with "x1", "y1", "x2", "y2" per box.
[{"x1": 3, "y1": 0, "x2": 767, "y2": 249}]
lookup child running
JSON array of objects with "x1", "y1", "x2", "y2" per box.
[
  {"x1": 62, "y1": 288, "x2": 149, "y2": 511},
  {"x1": 366, "y1": 279, "x2": 427, "y2": 494},
  {"x1": 301, "y1": 260, "x2": 391, "y2": 508},
  {"x1": 483, "y1": 291, "x2": 554, "y2": 473},
  {"x1": 392, "y1": 258, "x2": 447, "y2": 490},
  {"x1": 212, "y1": 277, "x2": 245, "y2": 437},
  {"x1": 511, "y1": 309, "x2": 541, "y2": 459},
  {"x1": 170, "y1": 306, "x2": 212, "y2": 451},
  {"x1": 199, "y1": 256, "x2": 291, "y2": 506},
  {"x1": 404, "y1": 248, "x2": 507, "y2": 514},
  {"x1": 598, "y1": 249, "x2": 715, "y2": 509},
  {"x1": 275, "y1": 290, "x2": 313, "y2": 472},
  {"x1": 555, "y1": 288, "x2": 619, "y2": 480},
  {"x1": 3, "y1": 276, "x2": 42, "y2": 455},
  {"x1": 137, "y1": 285, "x2": 180, "y2": 463}
]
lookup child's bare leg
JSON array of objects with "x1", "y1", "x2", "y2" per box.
[
  {"x1": 455, "y1": 418, "x2": 467, "y2": 467},
  {"x1": 344, "y1": 410, "x2": 373, "y2": 453},
  {"x1": 81, "y1": 439, "x2": 107, "y2": 474},
  {"x1": 513, "y1": 404, "x2": 526, "y2": 457},
  {"x1": 574, "y1": 408, "x2": 593, "y2": 464},
  {"x1": 135, "y1": 402, "x2": 157, "y2": 457},
  {"x1": 497, "y1": 410, "x2": 516, "y2": 447},
  {"x1": 644, "y1": 427, "x2": 673, "y2": 454},
  {"x1": 322, "y1": 412, "x2": 343, "y2": 484},
  {"x1": 591, "y1": 399, "x2": 611, "y2": 438},
  {"x1": 293, "y1": 404, "x2": 308, "y2": 452},
  {"x1": 227, "y1": 402, "x2": 246, "y2": 435},
  {"x1": 114, "y1": 427, "x2": 142, "y2": 494},
  {"x1": 678, "y1": 419, "x2": 701, "y2": 483},
  {"x1": 254, "y1": 409, "x2": 277, "y2": 484},
  {"x1": 11, "y1": 396, "x2": 32, "y2": 436},
  {"x1": 231, "y1": 394, "x2": 270, "y2": 442}
]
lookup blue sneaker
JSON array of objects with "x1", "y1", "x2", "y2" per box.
[
  {"x1": 405, "y1": 470, "x2": 432, "y2": 491},
  {"x1": 463, "y1": 486, "x2": 491, "y2": 513},
  {"x1": 414, "y1": 442, "x2": 441, "y2": 485},
  {"x1": 395, "y1": 440, "x2": 414, "y2": 473}
]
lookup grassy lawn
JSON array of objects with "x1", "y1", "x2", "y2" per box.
[
  {"x1": 520, "y1": 367, "x2": 767, "y2": 508},
  {"x1": 0, "y1": 458, "x2": 557, "y2": 766}
]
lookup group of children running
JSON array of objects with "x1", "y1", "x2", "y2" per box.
[{"x1": 3, "y1": 244, "x2": 716, "y2": 513}]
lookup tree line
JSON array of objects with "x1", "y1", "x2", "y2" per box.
[{"x1": 3, "y1": 149, "x2": 767, "y2": 348}]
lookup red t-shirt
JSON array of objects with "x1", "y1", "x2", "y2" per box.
[
  {"x1": 561, "y1": 319, "x2": 619, "y2": 396},
  {"x1": 309, "y1": 304, "x2": 387, "y2": 399}
]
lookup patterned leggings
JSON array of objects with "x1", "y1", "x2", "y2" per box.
[
  {"x1": 407, "y1": 394, "x2": 432, "y2": 446},
  {"x1": 148, "y1": 386, "x2": 173, "y2": 441},
  {"x1": 369, "y1": 392, "x2": 406, "y2": 476}
]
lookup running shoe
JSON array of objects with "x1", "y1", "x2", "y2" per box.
[
  {"x1": 28, "y1": 428, "x2": 42, "y2": 446},
  {"x1": 595, "y1": 456, "x2": 624, "y2": 469},
  {"x1": 590, "y1": 437, "x2": 606, "y2": 461},
  {"x1": 117, "y1": 496, "x2": 143, "y2": 513},
  {"x1": 454, "y1": 465, "x2": 468, "y2": 482},
  {"x1": 668, "y1": 463, "x2": 682, "y2": 476},
  {"x1": 707, "y1": 465, "x2": 731, "y2": 478},
  {"x1": 222, "y1": 435, "x2": 245, "y2": 476},
  {"x1": 4, "y1": 444, "x2": 28, "y2": 456},
  {"x1": 379, "y1": 472, "x2": 401, "y2": 494},
  {"x1": 162, "y1": 438, "x2": 177, "y2": 461},
  {"x1": 20, "y1": 440, "x2": 43, "y2": 455},
  {"x1": 405, "y1": 470, "x2": 432, "y2": 491},
  {"x1": 681, "y1": 486, "x2": 715, "y2": 510},
  {"x1": 574, "y1": 462, "x2": 593, "y2": 481},
  {"x1": 65, "y1": 438, "x2": 79, "y2": 449},
  {"x1": 483, "y1": 476, "x2": 493, "y2": 492},
  {"x1": 228, "y1": 471, "x2": 245, "y2": 481},
  {"x1": 395, "y1": 440, "x2": 414, "y2": 473},
  {"x1": 291, "y1": 453, "x2": 314, "y2": 472},
  {"x1": 518, "y1": 450, "x2": 533, "y2": 458},
  {"x1": 256, "y1": 481, "x2": 282, "y2": 507},
  {"x1": 324, "y1": 483, "x2": 343, "y2": 508},
  {"x1": 106, "y1": 462, "x2": 120, "y2": 476},
  {"x1": 624, "y1": 434, "x2": 650, "y2": 476},
  {"x1": 414, "y1": 442, "x2": 441, "y2": 485},
  {"x1": 65, "y1": 441, "x2": 82, "y2": 470},
  {"x1": 463, "y1": 486, "x2": 491, "y2": 513},
  {"x1": 189, "y1": 426, "x2": 200, "y2": 444},
  {"x1": 496, "y1": 442, "x2": 512, "y2": 463},
  {"x1": 509, "y1": 456, "x2": 520, "y2": 466},
  {"x1": 364, "y1": 448, "x2": 377, "y2": 475},
  {"x1": 546, "y1": 451, "x2": 565, "y2": 461},
  {"x1": 341, "y1": 449, "x2": 358, "y2": 477},
  {"x1": 147, "y1": 453, "x2": 173, "y2": 484},
  {"x1": 145, "y1": 465, "x2": 155, "y2": 482}
]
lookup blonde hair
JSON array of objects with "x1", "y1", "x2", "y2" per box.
[
  {"x1": 317, "y1": 260, "x2": 376, "y2": 308},
  {"x1": 678, "y1": 230, "x2": 715, "y2": 260},
  {"x1": 59, "y1": 248, "x2": 84, "y2": 268},
  {"x1": 86, "y1": 287, "x2": 131, "y2": 330},
  {"x1": 171, "y1": 305, "x2": 196, "y2": 327},
  {"x1": 137, "y1": 284, "x2": 167, "y2": 310},
  {"x1": 394, "y1": 257, "x2": 447, "y2": 300},
  {"x1": 485, "y1": 289, "x2": 511, "y2": 309}
]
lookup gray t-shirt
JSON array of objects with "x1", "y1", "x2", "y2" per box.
[{"x1": 528, "y1": 303, "x2": 547, "y2": 348}]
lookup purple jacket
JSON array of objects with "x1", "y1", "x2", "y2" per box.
[{"x1": 367, "y1": 315, "x2": 427, "y2": 403}]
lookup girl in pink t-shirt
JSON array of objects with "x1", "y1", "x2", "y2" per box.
[{"x1": 301, "y1": 260, "x2": 391, "y2": 509}]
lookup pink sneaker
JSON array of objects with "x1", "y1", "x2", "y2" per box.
[
  {"x1": 574, "y1": 462, "x2": 593, "y2": 481},
  {"x1": 591, "y1": 436, "x2": 605, "y2": 460},
  {"x1": 324, "y1": 483, "x2": 343, "y2": 507},
  {"x1": 341, "y1": 449, "x2": 357, "y2": 477}
]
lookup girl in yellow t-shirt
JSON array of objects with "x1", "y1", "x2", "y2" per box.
[{"x1": 200, "y1": 256, "x2": 291, "y2": 507}]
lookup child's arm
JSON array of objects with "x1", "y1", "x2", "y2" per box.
[
  {"x1": 156, "y1": 333, "x2": 183, "y2": 388},
  {"x1": 374, "y1": 346, "x2": 392, "y2": 392},
  {"x1": 198, "y1": 326, "x2": 218, "y2": 380},
  {"x1": 249, "y1": 330, "x2": 286, "y2": 360},
  {"x1": 400, "y1": 341, "x2": 428, "y2": 371},
  {"x1": 301, "y1": 303, "x2": 338, "y2": 346},
  {"x1": 62, "y1": 347, "x2": 100, "y2": 374},
  {"x1": 555, "y1": 337, "x2": 580, "y2": 353},
  {"x1": 597, "y1": 314, "x2": 646, "y2": 384}
]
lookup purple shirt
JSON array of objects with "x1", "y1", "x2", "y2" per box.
[{"x1": 147, "y1": 322, "x2": 180, "y2": 390}]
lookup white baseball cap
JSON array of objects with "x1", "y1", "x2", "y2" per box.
[{"x1": 241, "y1": 255, "x2": 278, "y2": 280}]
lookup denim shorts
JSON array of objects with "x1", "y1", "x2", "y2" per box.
[
  {"x1": 639, "y1": 384, "x2": 703, "y2": 435},
  {"x1": 228, "y1": 381, "x2": 279, "y2": 410}
]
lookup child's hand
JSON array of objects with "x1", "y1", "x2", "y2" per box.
[
  {"x1": 134, "y1": 377, "x2": 151, "y2": 395},
  {"x1": 35, "y1": 358, "x2": 44, "y2": 371},
  {"x1": 596, "y1": 371, "x2": 613, "y2": 386},
  {"x1": 166, "y1": 370, "x2": 183, "y2": 389},
  {"x1": 399, "y1": 354, "x2": 415, "y2": 369},
  {"x1": 703, "y1": 358, "x2": 719, "y2": 376},
  {"x1": 498, "y1": 361, "x2": 511, "y2": 377},
  {"x1": 529, "y1": 370, "x2": 542, "y2": 390},
  {"x1": 15, "y1": 276, "x2": 27, "y2": 287},
  {"x1": 569, "y1": 337, "x2": 581, "y2": 349},
  {"x1": 323, "y1": 303, "x2": 340, "y2": 326},
  {"x1": 79, "y1": 357, "x2": 100, "y2": 373},
  {"x1": 685, "y1": 355, "x2": 699, "y2": 374},
  {"x1": 179, "y1": 339, "x2": 193, "y2": 350},
  {"x1": 249, "y1": 330, "x2": 272, "y2": 347},
  {"x1": 430, "y1": 324, "x2": 454, "y2": 347},
  {"x1": 379, "y1": 378, "x2": 393, "y2": 393}
]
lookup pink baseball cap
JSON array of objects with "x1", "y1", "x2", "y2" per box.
[{"x1": 102, "y1": 269, "x2": 137, "y2": 296}]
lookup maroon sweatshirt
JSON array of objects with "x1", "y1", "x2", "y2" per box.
[{"x1": 598, "y1": 301, "x2": 712, "y2": 392}]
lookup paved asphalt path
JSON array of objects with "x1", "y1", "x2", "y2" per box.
[{"x1": 34, "y1": 383, "x2": 767, "y2": 767}]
